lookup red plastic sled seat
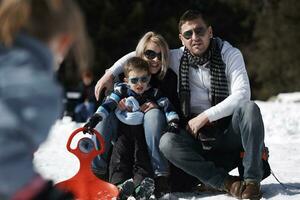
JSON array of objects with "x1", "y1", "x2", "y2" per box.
[{"x1": 55, "y1": 127, "x2": 119, "y2": 200}]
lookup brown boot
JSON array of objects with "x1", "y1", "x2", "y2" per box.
[
  {"x1": 228, "y1": 181, "x2": 245, "y2": 199},
  {"x1": 241, "y1": 181, "x2": 262, "y2": 200},
  {"x1": 223, "y1": 175, "x2": 240, "y2": 191},
  {"x1": 226, "y1": 180, "x2": 262, "y2": 200}
]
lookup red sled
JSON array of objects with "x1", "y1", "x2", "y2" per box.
[{"x1": 55, "y1": 127, "x2": 119, "y2": 200}]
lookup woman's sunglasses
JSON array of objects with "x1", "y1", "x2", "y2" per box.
[
  {"x1": 128, "y1": 75, "x2": 150, "y2": 84},
  {"x1": 182, "y1": 27, "x2": 208, "y2": 40},
  {"x1": 144, "y1": 49, "x2": 162, "y2": 60}
]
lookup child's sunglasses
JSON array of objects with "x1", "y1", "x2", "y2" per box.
[
  {"x1": 144, "y1": 50, "x2": 162, "y2": 60},
  {"x1": 128, "y1": 75, "x2": 150, "y2": 84}
]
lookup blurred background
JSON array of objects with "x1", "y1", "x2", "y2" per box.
[{"x1": 58, "y1": 0, "x2": 300, "y2": 102}]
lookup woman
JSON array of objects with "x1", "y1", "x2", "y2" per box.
[
  {"x1": 93, "y1": 31, "x2": 179, "y2": 197},
  {"x1": 0, "y1": 0, "x2": 90, "y2": 199}
]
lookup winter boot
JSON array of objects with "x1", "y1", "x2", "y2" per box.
[
  {"x1": 223, "y1": 175, "x2": 241, "y2": 194},
  {"x1": 117, "y1": 179, "x2": 135, "y2": 200},
  {"x1": 228, "y1": 180, "x2": 262, "y2": 200},
  {"x1": 135, "y1": 177, "x2": 155, "y2": 199},
  {"x1": 241, "y1": 181, "x2": 262, "y2": 199}
]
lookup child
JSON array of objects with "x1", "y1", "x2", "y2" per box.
[{"x1": 84, "y1": 57, "x2": 179, "y2": 199}]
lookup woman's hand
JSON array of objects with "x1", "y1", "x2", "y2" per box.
[
  {"x1": 140, "y1": 102, "x2": 158, "y2": 113},
  {"x1": 186, "y1": 113, "x2": 209, "y2": 138},
  {"x1": 94, "y1": 71, "x2": 114, "y2": 101}
]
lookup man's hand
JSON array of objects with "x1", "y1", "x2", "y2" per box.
[
  {"x1": 83, "y1": 114, "x2": 102, "y2": 134},
  {"x1": 94, "y1": 71, "x2": 114, "y2": 101},
  {"x1": 140, "y1": 102, "x2": 158, "y2": 113},
  {"x1": 186, "y1": 113, "x2": 209, "y2": 138}
]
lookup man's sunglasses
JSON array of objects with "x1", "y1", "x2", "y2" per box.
[
  {"x1": 144, "y1": 50, "x2": 162, "y2": 60},
  {"x1": 128, "y1": 75, "x2": 150, "y2": 84},
  {"x1": 182, "y1": 27, "x2": 208, "y2": 40}
]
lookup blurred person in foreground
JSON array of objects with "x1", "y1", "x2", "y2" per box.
[{"x1": 0, "y1": 0, "x2": 91, "y2": 199}]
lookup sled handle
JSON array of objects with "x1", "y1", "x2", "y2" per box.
[{"x1": 66, "y1": 127, "x2": 105, "y2": 158}]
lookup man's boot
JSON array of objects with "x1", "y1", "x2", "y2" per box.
[
  {"x1": 241, "y1": 181, "x2": 262, "y2": 199},
  {"x1": 226, "y1": 179, "x2": 262, "y2": 200},
  {"x1": 223, "y1": 175, "x2": 240, "y2": 190}
]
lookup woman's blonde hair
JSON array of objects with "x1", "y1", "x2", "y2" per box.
[
  {"x1": 0, "y1": 0, "x2": 91, "y2": 70},
  {"x1": 135, "y1": 31, "x2": 169, "y2": 80}
]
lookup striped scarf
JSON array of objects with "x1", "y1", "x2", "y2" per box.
[{"x1": 179, "y1": 37, "x2": 229, "y2": 121}]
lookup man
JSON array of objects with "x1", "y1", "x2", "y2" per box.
[{"x1": 159, "y1": 9, "x2": 269, "y2": 200}]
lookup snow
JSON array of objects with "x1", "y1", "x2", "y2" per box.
[
  {"x1": 273, "y1": 92, "x2": 300, "y2": 103},
  {"x1": 33, "y1": 96, "x2": 300, "y2": 199}
]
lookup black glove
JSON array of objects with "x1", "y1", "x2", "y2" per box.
[
  {"x1": 165, "y1": 120, "x2": 180, "y2": 134},
  {"x1": 83, "y1": 113, "x2": 102, "y2": 134},
  {"x1": 32, "y1": 181, "x2": 74, "y2": 200}
]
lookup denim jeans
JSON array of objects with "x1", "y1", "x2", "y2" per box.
[
  {"x1": 92, "y1": 112, "x2": 119, "y2": 174},
  {"x1": 159, "y1": 101, "x2": 265, "y2": 190},
  {"x1": 92, "y1": 108, "x2": 169, "y2": 177},
  {"x1": 143, "y1": 108, "x2": 169, "y2": 177}
]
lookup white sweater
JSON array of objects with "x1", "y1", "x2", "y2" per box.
[{"x1": 109, "y1": 40, "x2": 250, "y2": 122}]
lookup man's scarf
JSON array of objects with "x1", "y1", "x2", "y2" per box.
[{"x1": 179, "y1": 37, "x2": 229, "y2": 123}]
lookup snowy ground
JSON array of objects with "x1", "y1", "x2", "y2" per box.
[{"x1": 34, "y1": 96, "x2": 300, "y2": 199}]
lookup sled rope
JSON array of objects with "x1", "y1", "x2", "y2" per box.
[
  {"x1": 242, "y1": 148, "x2": 300, "y2": 191},
  {"x1": 270, "y1": 169, "x2": 300, "y2": 190}
]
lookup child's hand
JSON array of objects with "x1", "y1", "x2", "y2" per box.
[
  {"x1": 118, "y1": 98, "x2": 128, "y2": 111},
  {"x1": 83, "y1": 114, "x2": 102, "y2": 134},
  {"x1": 140, "y1": 102, "x2": 158, "y2": 113}
]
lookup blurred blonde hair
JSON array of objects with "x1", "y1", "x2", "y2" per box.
[
  {"x1": 135, "y1": 31, "x2": 169, "y2": 80},
  {"x1": 0, "y1": 0, "x2": 92, "y2": 70}
]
